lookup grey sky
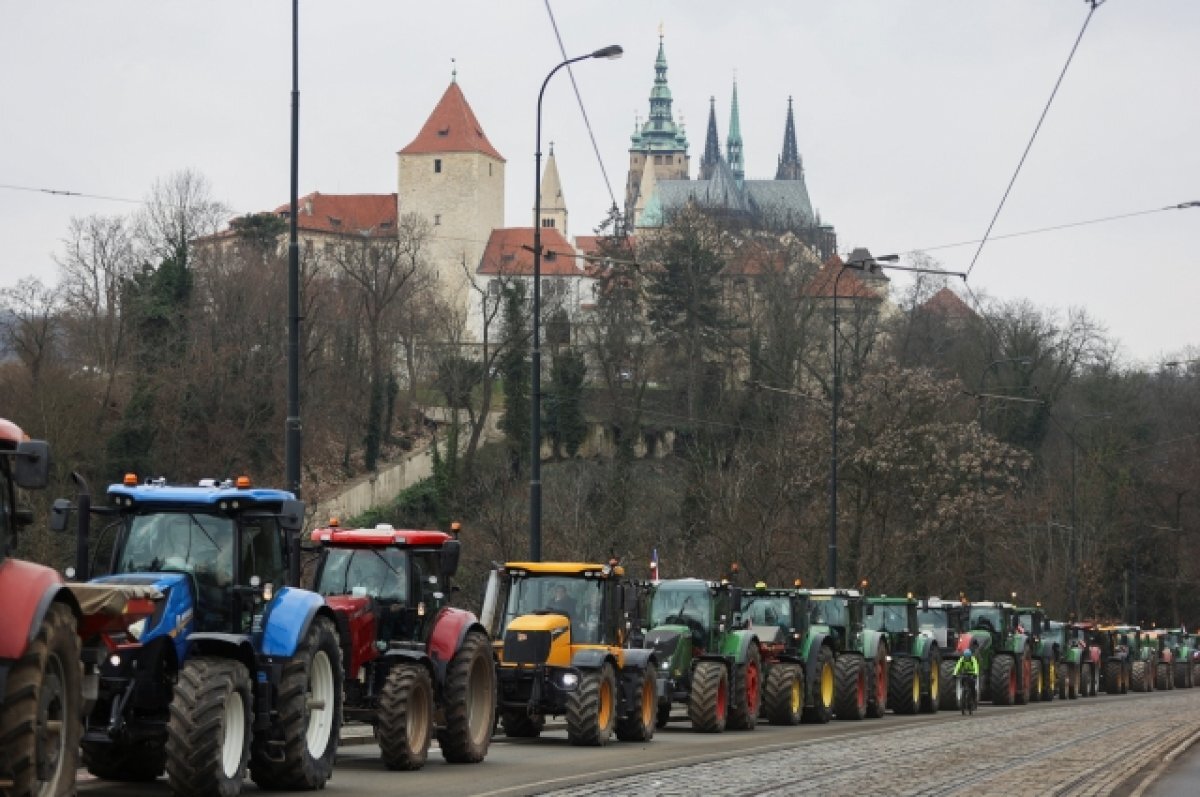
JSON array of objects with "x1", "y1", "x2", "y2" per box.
[{"x1": 2, "y1": 1, "x2": 1196, "y2": 363}]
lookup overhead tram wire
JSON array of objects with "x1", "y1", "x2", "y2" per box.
[
  {"x1": 964, "y1": 0, "x2": 1107, "y2": 280},
  {"x1": 0, "y1": 182, "x2": 143, "y2": 205},
  {"x1": 542, "y1": 0, "x2": 619, "y2": 210}
]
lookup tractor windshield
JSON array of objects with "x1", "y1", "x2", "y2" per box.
[
  {"x1": 503, "y1": 574, "x2": 607, "y2": 645},
  {"x1": 648, "y1": 583, "x2": 712, "y2": 633},
  {"x1": 866, "y1": 603, "x2": 910, "y2": 634},
  {"x1": 1043, "y1": 624, "x2": 1066, "y2": 648},
  {"x1": 969, "y1": 607, "x2": 1005, "y2": 634},
  {"x1": 809, "y1": 597, "x2": 849, "y2": 629},
  {"x1": 117, "y1": 512, "x2": 234, "y2": 585},
  {"x1": 741, "y1": 594, "x2": 792, "y2": 631},
  {"x1": 917, "y1": 608, "x2": 947, "y2": 631},
  {"x1": 318, "y1": 547, "x2": 408, "y2": 602}
]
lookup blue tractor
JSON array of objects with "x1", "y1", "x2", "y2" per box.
[{"x1": 51, "y1": 474, "x2": 343, "y2": 797}]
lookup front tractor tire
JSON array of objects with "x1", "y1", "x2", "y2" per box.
[
  {"x1": 920, "y1": 654, "x2": 941, "y2": 714},
  {"x1": 1029, "y1": 660, "x2": 1043, "y2": 702},
  {"x1": 991, "y1": 654, "x2": 1017, "y2": 706},
  {"x1": 727, "y1": 645, "x2": 761, "y2": 731},
  {"x1": 0, "y1": 603, "x2": 81, "y2": 797},
  {"x1": 889, "y1": 656, "x2": 920, "y2": 715},
  {"x1": 833, "y1": 655, "x2": 867, "y2": 721},
  {"x1": 378, "y1": 664, "x2": 433, "y2": 771},
  {"x1": 250, "y1": 616, "x2": 342, "y2": 791},
  {"x1": 1131, "y1": 660, "x2": 1150, "y2": 693},
  {"x1": 867, "y1": 647, "x2": 889, "y2": 719},
  {"x1": 566, "y1": 664, "x2": 618, "y2": 746},
  {"x1": 938, "y1": 659, "x2": 959, "y2": 711},
  {"x1": 165, "y1": 657, "x2": 253, "y2": 797},
  {"x1": 687, "y1": 661, "x2": 729, "y2": 733},
  {"x1": 764, "y1": 662, "x2": 804, "y2": 725},
  {"x1": 438, "y1": 630, "x2": 495, "y2": 763},
  {"x1": 615, "y1": 666, "x2": 657, "y2": 742}
]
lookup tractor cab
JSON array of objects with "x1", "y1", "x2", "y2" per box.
[
  {"x1": 965, "y1": 601, "x2": 1018, "y2": 652},
  {"x1": 866, "y1": 596, "x2": 920, "y2": 655},
  {"x1": 1016, "y1": 606, "x2": 1047, "y2": 641},
  {"x1": 740, "y1": 583, "x2": 809, "y2": 648},
  {"x1": 804, "y1": 588, "x2": 864, "y2": 651},
  {"x1": 917, "y1": 597, "x2": 969, "y2": 654}
]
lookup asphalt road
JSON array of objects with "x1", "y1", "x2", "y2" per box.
[{"x1": 77, "y1": 690, "x2": 1200, "y2": 796}]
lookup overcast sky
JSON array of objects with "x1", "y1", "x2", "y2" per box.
[{"x1": 2, "y1": 1, "x2": 1196, "y2": 364}]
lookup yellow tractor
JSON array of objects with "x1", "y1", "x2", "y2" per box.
[{"x1": 480, "y1": 561, "x2": 657, "y2": 746}]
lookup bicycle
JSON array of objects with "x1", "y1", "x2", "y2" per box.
[{"x1": 957, "y1": 675, "x2": 978, "y2": 715}]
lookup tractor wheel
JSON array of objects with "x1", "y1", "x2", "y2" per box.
[
  {"x1": 764, "y1": 663, "x2": 804, "y2": 725},
  {"x1": 1058, "y1": 662, "x2": 1070, "y2": 699},
  {"x1": 165, "y1": 657, "x2": 253, "y2": 797},
  {"x1": 938, "y1": 659, "x2": 959, "y2": 711},
  {"x1": 867, "y1": 646, "x2": 889, "y2": 719},
  {"x1": 1176, "y1": 661, "x2": 1191, "y2": 689},
  {"x1": 655, "y1": 702, "x2": 672, "y2": 729},
  {"x1": 0, "y1": 603, "x2": 81, "y2": 797},
  {"x1": 833, "y1": 655, "x2": 867, "y2": 721},
  {"x1": 1044, "y1": 659, "x2": 1056, "y2": 701},
  {"x1": 727, "y1": 645, "x2": 761, "y2": 730},
  {"x1": 991, "y1": 654, "x2": 1017, "y2": 706},
  {"x1": 438, "y1": 629, "x2": 495, "y2": 763},
  {"x1": 1122, "y1": 662, "x2": 1131, "y2": 694},
  {"x1": 1015, "y1": 650, "x2": 1033, "y2": 705},
  {"x1": 921, "y1": 653, "x2": 941, "y2": 714},
  {"x1": 249, "y1": 616, "x2": 342, "y2": 791},
  {"x1": 500, "y1": 710, "x2": 544, "y2": 738},
  {"x1": 1079, "y1": 662, "x2": 1093, "y2": 697},
  {"x1": 1028, "y1": 660, "x2": 1043, "y2": 703},
  {"x1": 1156, "y1": 662, "x2": 1172, "y2": 691},
  {"x1": 615, "y1": 666, "x2": 656, "y2": 742},
  {"x1": 889, "y1": 656, "x2": 919, "y2": 715},
  {"x1": 1191, "y1": 660, "x2": 1200, "y2": 688},
  {"x1": 1105, "y1": 660, "x2": 1123, "y2": 694},
  {"x1": 566, "y1": 664, "x2": 618, "y2": 746},
  {"x1": 1131, "y1": 660, "x2": 1149, "y2": 692},
  {"x1": 687, "y1": 661, "x2": 729, "y2": 733},
  {"x1": 378, "y1": 663, "x2": 433, "y2": 770},
  {"x1": 801, "y1": 647, "x2": 834, "y2": 724}
]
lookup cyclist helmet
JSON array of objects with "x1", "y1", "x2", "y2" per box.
[{"x1": 963, "y1": 648, "x2": 973, "y2": 659}]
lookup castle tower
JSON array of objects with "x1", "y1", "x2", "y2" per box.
[
  {"x1": 775, "y1": 96, "x2": 804, "y2": 181},
  {"x1": 537, "y1": 144, "x2": 568, "y2": 236},
  {"x1": 726, "y1": 79, "x2": 744, "y2": 184},
  {"x1": 699, "y1": 96, "x2": 722, "y2": 180},
  {"x1": 625, "y1": 34, "x2": 690, "y2": 224},
  {"x1": 398, "y1": 74, "x2": 505, "y2": 326}
]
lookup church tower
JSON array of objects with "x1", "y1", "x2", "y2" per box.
[
  {"x1": 398, "y1": 72, "x2": 505, "y2": 327},
  {"x1": 625, "y1": 34, "x2": 690, "y2": 225},
  {"x1": 776, "y1": 96, "x2": 804, "y2": 181},
  {"x1": 699, "y1": 96, "x2": 722, "y2": 180},
  {"x1": 537, "y1": 144, "x2": 568, "y2": 237},
  {"x1": 726, "y1": 80, "x2": 744, "y2": 184}
]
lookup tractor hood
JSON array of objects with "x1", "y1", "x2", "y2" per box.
[
  {"x1": 508, "y1": 612, "x2": 570, "y2": 633},
  {"x1": 90, "y1": 572, "x2": 191, "y2": 648},
  {"x1": 324, "y1": 594, "x2": 372, "y2": 619}
]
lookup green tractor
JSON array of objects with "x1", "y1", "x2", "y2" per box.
[
  {"x1": 1109, "y1": 626, "x2": 1158, "y2": 692},
  {"x1": 738, "y1": 583, "x2": 837, "y2": 725},
  {"x1": 1143, "y1": 629, "x2": 1177, "y2": 691},
  {"x1": 1016, "y1": 605, "x2": 1057, "y2": 702},
  {"x1": 1043, "y1": 621, "x2": 1087, "y2": 699},
  {"x1": 865, "y1": 596, "x2": 941, "y2": 714},
  {"x1": 1163, "y1": 628, "x2": 1199, "y2": 688},
  {"x1": 917, "y1": 597, "x2": 971, "y2": 710},
  {"x1": 961, "y1": 601, "x2": 1034, "y2": 705},
  {"x1": 805, "y1": 588, "x2": 890, "y2": 720},
  {"x1": 642, "y1": 578, "x2": 761, "y2": 732}
]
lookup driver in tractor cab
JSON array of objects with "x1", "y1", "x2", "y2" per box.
[{"x1": 547, "y1": 584, "x2": 577, "y2": 618}]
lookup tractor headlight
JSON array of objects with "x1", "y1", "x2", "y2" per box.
[
  {"x1": 661, "y1": 661, "x2": 671, "y2": 670},
  {"x1": 558, "y1": 672, "x2": 580, "y2": 690},
  {"x1": 127, "y1": 618, "x2": 146, "y2": 641}
]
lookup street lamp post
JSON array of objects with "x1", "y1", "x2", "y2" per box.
[
  {"x1": 529, "y1": 44, "x2": 622, "y2": 562},
  {"x1": 1068, "y1": 412, "x2": 1111, "y2": 616}
]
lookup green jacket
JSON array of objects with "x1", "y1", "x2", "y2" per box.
[{"x1": 954, "y1": 655, "x2": 980, "y2": 677}]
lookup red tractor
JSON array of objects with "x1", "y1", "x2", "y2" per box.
[{"x1": 310, "y1": 522, "x2": 495, "y2": 770}]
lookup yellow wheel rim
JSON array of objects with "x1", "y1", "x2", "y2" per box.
[
  {"x1": 1049, "y1": 661, "x2": 1056, "y2": 692},
  {"x1": 913, "y1": 668, "x2": 921, "y2": 703},
  {"x1": 820, "y1": 661, "x2": 834, "y2": 706},
  {"x1": 641, "y1": 673, "x2": 654, "y2": 726},
  {"x1": 598, "y1": 677, "x2": 613, "y2": 728},
  {"x1": 790, "y1": 676, "x2": 802, "y2": 714},
  {"x1": 931, "y1": 664, "x2": 939, "y2": 700}
]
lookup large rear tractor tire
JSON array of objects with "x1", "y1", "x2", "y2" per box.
[
  {"x1": 378, "y1": 664, "x2": 433, "y2": 771},
  {"x1": 687, "y1": 661, "x2": 729, "y2": 733},
  {"x1": 0, "y1": 603, "x2": 81, "y2": 797},
  {"x1": 1175, "y1": 661, "x2": 1192, "y2": 689},
  {"x1": 1191, "y1": 660, "x2": 1200, "y2": 689},
  {"x1": 764, "y1": 663, "x2": 804, "y2": 726},
  {"x1": 1131, "y1": 660, "x2": 1150, "y2": 693},
  {"x1": 615, "y1": 666, "x2": 656, "y2": 743},
  {"x1": 727, "y1": 645, "x2": 761, "y2": 731},
  {"x1": 1058, "y1": 662, "x2": 1072, "y2": 699},
  {"x1": 801, "y1": 647, "x2": 835, "y2": 724},
  {"x1": 1105, "y1": 660, "x2": 1123, "y2": 694},
  {"x1": 165, "y1": 657, "x2": 253, "y2": 797},
  {"x1": 249, "y1": 615, "x2": 342, "y2": 791},
  {"x1": 1079, "y1": 662, "x2": 1094, "y2": 698},
  {"x1": 1028, "y1": 660, "x2": 1043, "y2": 703},
  {"x1": 991, "y1": 654, "x2": 1017, "y2": 706},
  {"x1": 921, "y1": 654, "x2": 941, "y2": 714},
  {"x1": 833, "y1": 655, "x2": 867, "y2": 721},
  {"x1": 438, "y1": 630, "x2": 495, "y2": 763},
  {"x1": 889, "y1": 656, "x2": 919, "y2": 715},
  {"x1": 500, "y1": 710, "x2": 544, "y2": 738},
  {"x1": 1015, "y1": 650, "x2": 1033, "y2": 705},
  {"x1": 1156, "y1": 662, "x2": 1172, "y2": 691},
  {"x1": 566, "y1": 664, "x2": 618, "y2": 746},
  {"x1": 867, "y1": 647, "x2": 889, "y2": 719},
  {"x1": 938, "y1": 659, "x2": 959, "y2": 711}
]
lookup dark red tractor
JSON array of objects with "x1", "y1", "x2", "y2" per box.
[{"x1": 311, "y1": 522, "x2": 495, "y2": 770}]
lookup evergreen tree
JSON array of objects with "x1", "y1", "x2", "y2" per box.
[
  {"x1": 544, "y1": 347, "x2": 588, "y2": 459},
  {"x1": 498, "y1": 282, "x2": 531, "y2": 473}
]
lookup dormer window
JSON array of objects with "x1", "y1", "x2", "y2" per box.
[
  {"x1": 434, "y1": 159, "x2": 442, "y2": 173},
  {"x1": 328, "y1": 216, "x2": 342, "y2": 228},
  {"x1": 437, "y1": 127, "x2": 449, "y2": 137}
]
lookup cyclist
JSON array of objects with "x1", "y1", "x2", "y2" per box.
[{"x1": 954, "y1": 646, "x2": 981, "y2": 713}]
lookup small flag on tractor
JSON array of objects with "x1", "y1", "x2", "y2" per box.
[{"x1": 650, "y1": 548, "x2": 660, "y2": 582}]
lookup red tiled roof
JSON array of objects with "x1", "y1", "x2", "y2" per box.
[
  {"x1": 722, "y1": 239, "x2": 788, "y2": 277},
  {"x1": 399, "y1": 82, "x2": 504, "y2": 161},
  {"x1": 477, "y1": 228, "x2": 583, "y2": 276},
  {"x1": 921, "y1": 287, "x2": 976, "y2": 319},
  {"x1": 803, "y1": 262, "x2": 879, "y2": 299},
  {"x1": 273, "y1": 192, "x2": 397, "y2": 235}
]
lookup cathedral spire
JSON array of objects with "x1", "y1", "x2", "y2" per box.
[
  {"x1": 537, "y1": 144, "x2": 568, "y2": 236},
  {"x1": 776, "y1": 96, "x2": 804, "y2": 181},
  {"x1": 700, "y1": 96, "x2": 722, "y2": 180},
  {"x1": 726, "y1": 79, "x2": 744, "y2": 184}
]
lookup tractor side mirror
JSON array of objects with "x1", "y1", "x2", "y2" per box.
[
  {"x1": 50, "y1": 498, "x2": 72, "y2": 532},
  {"x1": 277, "y1": 499, "x2": 305, "y2": 532},
  {"x1": 440, "y1": 539, "x2": 461, "y2": 579},
  {"x1": 14, "y1": 440, "x2": 50, "y2": 490}
]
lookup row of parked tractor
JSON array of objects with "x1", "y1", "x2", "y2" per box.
[{"x1": 2, "y1": 420, "x2": 1198, "y2": 797}]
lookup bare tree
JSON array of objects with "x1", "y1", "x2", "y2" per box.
[{"x1": 135, "y1": 170, "x2": 229, "y2": 268}]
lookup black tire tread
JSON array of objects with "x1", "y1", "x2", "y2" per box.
[
  {"x1": 378, "y1": 663, "x2": 432, "y2": 771},
  {"x1": 764, "y1": 663, "x2": 803, "y2": 726},
  {"x1": 615, "y1": 666, "x2": 656, "y2": 742},
  {"x1": 833, "y1": 655, "x2": 866, "y2": 721},
  {"x1": 1029, "y1": 659, "x2": 1043, "y2": 703},
  {"x1": 938, "y1": 659, "x2": 959, "y2": 711},
  {"x1": 727, "y1": 645, "x2": 760, "y2": 731},
  {"x1": 438, "y1": 630, "x2": 495, "y2": 763},
  {"x1": 165, "y1": 656, "x2": 252, "y2": 797},
  {"x1": 566, "y1": 664, "x2": 617, "y2": 746},
  {"x1": 889, "y1": 656, "x2": 919, "y2": 715},
  {"x1": 687, "y1": 661, "x2": 727, "y2": 733},
  {"x1": 991, "y1": 654, "x2": 1016, "y2": 705},
  {"x1": 800, "y1": 647, "x2": 834, "y2": 724}
]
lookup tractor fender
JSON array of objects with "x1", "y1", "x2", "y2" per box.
[
  {"x1": 187, "y1": 632, "x2": 258, "y2": 674},
  {"x1": 0, "y1": 558, "x2": 78, "y2": 660},
  {"x1": 428, "y1": 606, "x2": 485, "y2": 685},
  {"x1": 572, "y1": 648, "x2": 616, "y2": 671},
  {"x1": 859, "y1": 630, "x2": 884, "y2": 660},
  {"x1": 730, "y1": 631, "x2": 760, "y2": 665},
  {"x1": 382, "y1": 648, "x2": 436, "y2": 679},
  {"x1": 619, "y1": 647, "x2": 657, "y2": 673},
  {"x1": 261, "y1": 587, "x2": 334, "y2": 658}
]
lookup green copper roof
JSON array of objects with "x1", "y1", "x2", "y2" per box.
[
  {"x1": 727, "y1": 79, "x2": 744, "y2": 183},
  {"x1": 631, "y1": 34, "x2": 688, "y2": 155}
]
